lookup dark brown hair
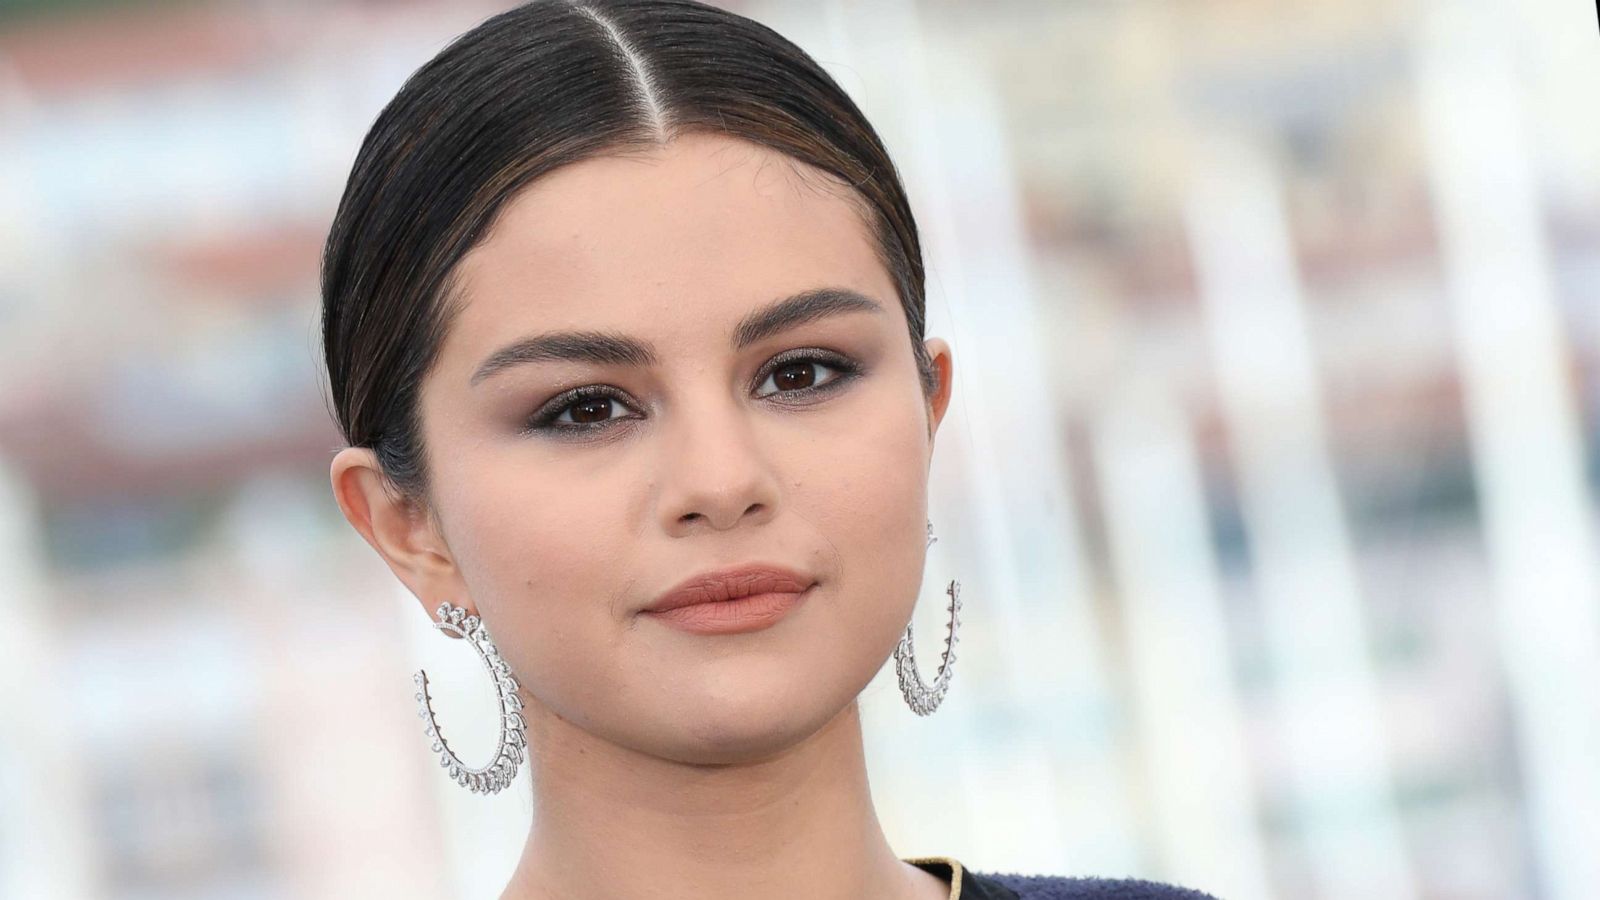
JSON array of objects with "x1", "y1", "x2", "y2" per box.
[{"x1": 321, "y1": 0, "x2": 933, "y2": 511}]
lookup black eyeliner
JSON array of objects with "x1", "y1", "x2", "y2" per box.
[
  {"x1": 522, "y1": 384, "x2": 635, "y2": 435},
  {"x1": 524, "y1": 348, "x2": 863, "y2": 437}
]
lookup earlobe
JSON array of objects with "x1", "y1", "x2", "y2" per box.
[
  {"x1": 329, "y1": 447, "x2": 477, "y2": 625},
  {"x1": 923, "y1": 337, "x2": 954, "y2": 441}
]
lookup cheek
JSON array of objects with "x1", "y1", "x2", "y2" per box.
[
  {"x1": 434, "y1": 453, "x2": 636, "y2": 702},
  {"x1": 793, "y1": 382, "x2": 931, "y2": 631},
  {"x1": 445, "y1": 460, "x2": 630, "y2": 601}
]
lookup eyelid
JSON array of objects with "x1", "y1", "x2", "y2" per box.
[{"x1": 757, "y1": 346, "x2": 852, "y2": 370}]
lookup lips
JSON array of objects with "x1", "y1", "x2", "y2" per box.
[{"x1": 642, "y1": 564, "x2": 815, "y2": 614}]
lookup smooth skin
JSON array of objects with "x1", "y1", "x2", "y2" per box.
[{"x1": 331, "y1": 131, "x2": 955, "y2": 900}]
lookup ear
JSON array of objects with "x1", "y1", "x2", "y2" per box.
[
  {"x1": 923, "y1": 337, "x2": 954, "y2": 447},
  {"x1": 329, "y1": 446, "x2": 476, "y2": 634}
]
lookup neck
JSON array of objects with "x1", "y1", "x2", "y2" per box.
[{"x1": 499, "y1": 695, "x2": 945, "y2": 900}]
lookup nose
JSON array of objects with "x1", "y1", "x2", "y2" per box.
[{"x1": 656, "y1": 390, "x2": 782, "y2": 535}]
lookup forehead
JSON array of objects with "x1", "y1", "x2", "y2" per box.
[{"x1": 437, "y1": 132, "x2": 895, "y2": 377}]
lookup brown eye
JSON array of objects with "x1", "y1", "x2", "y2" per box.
[
  {"x1": 525, "y1": 386, "x2": 639, "y2": 435},
  {"x1": 754, "y1": 353, "x2": 857, "y2": 399},
  {"x1": 773, "y1": 362, "x2": 818, "y2": 391},
  {"x1": 567, "y1": 397, "x2": 617, "y2": 424}
]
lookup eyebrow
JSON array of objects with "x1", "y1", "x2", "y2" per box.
[{"x1": 468, "y1": 287, "x2": 884, "y2": 387}]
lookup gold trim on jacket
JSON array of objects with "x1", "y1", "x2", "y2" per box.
[{"x1": 902, "y1": 856, "x2": 965, "y2": 900}]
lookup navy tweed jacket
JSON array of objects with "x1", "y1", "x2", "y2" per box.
[
  {"x1": 972, "y1": 869, "x2": 1221, "y2": 899},
  {"x1": 905, "y1": 857, "x2": 1221, "y2": 900}
]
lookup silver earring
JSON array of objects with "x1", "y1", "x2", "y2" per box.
[
  {"x1": 413, "y1": 602, "x2": 527, "y2": 794},
  {"x1": 893, "y1": 520, "x2": 961, "y2": 715}
]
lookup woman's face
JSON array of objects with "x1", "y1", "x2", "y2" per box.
[{"x1": 401, "y1": 132, "x2": 951, "y2": 764}]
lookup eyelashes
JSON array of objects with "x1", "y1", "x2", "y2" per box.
[
  {"x1": 520, "y1": 349, "x2": 863, "y2": 438},
  {"x1": 753, "y1": 348, "x2": 860, "y2": 400}
]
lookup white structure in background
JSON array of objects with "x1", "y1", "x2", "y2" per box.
[
  {"x1": 1416, "y1": 2, "x2": 1600, "y2": 898},
  {"x1": 1184, "y1": 137, "x2": 1419, "y2": 900},
  {"x1": 221, "y1": 473, "x2": 449, "y2": 900},
  {"x1": 0, "y1": 458, "x2": 94, "y2": 898},
  {"x1": 1093, "y1": 385, "x2": 1274, "y2": 900}
]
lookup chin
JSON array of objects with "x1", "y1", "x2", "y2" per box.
[{"x1": 657, "y1": 677, "x2": 856, "y2": 765}]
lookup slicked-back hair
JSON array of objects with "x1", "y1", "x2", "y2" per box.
[{"x1": 321, "y1": 0, "x2": 933, "y2": 511}]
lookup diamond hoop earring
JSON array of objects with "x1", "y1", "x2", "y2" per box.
[
  {"x1": 893, "y1": 520, "x2": 962, "y2": 716},
  {"x1": 413, "y1": 602, "x2": 527, "y2": 794}
]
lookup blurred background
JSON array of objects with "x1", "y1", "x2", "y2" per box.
[{"x1": 0, "y1": 0, "x2": 1596, "y2": 898}]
